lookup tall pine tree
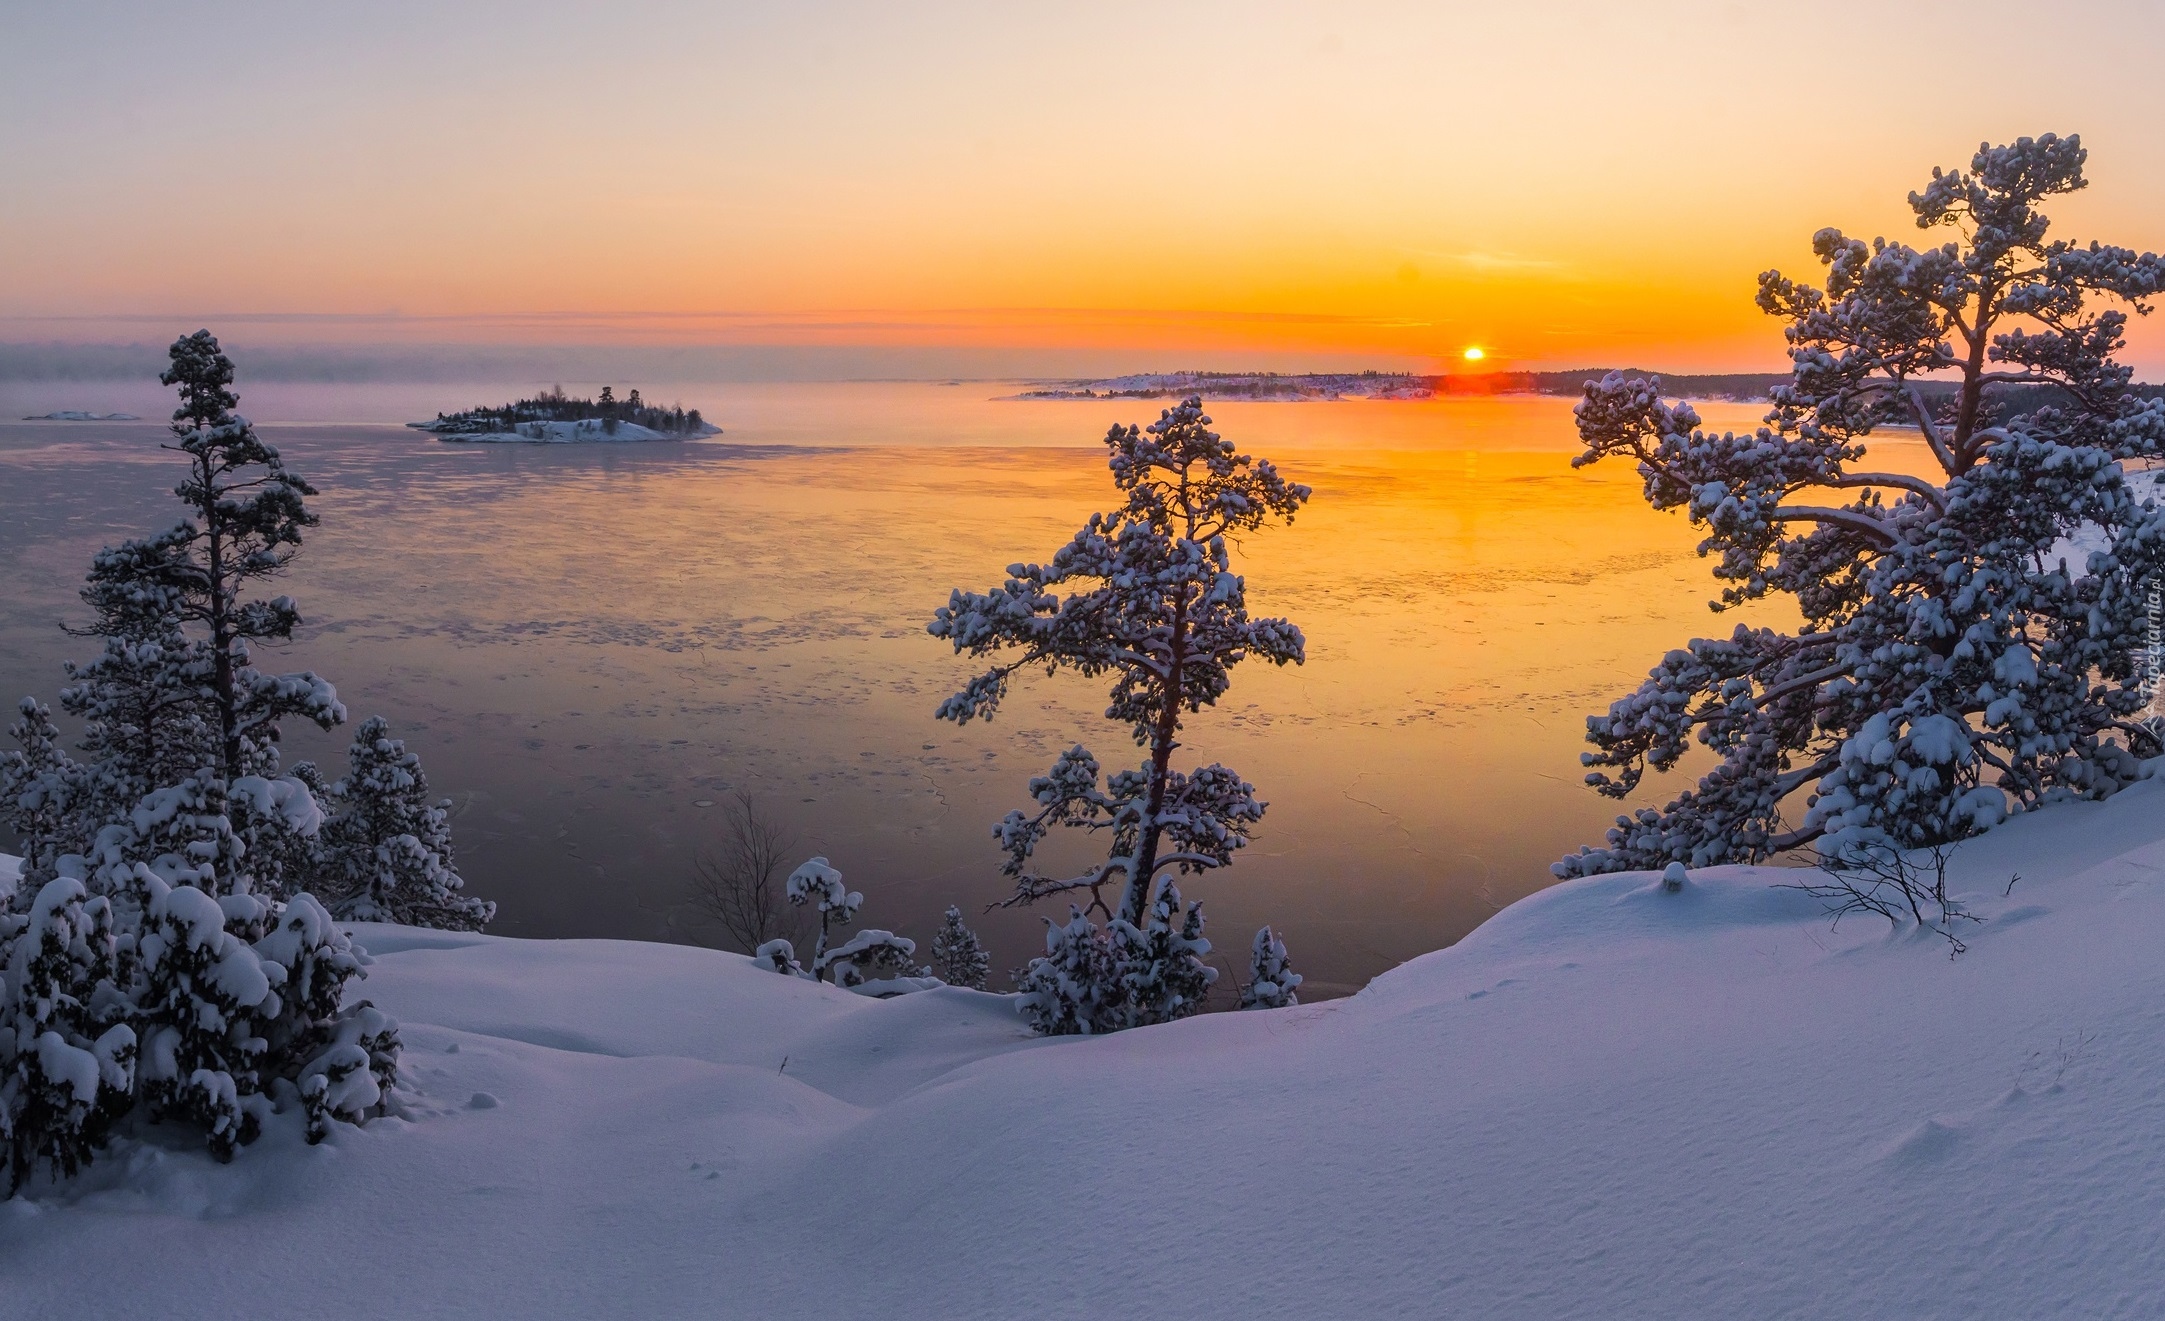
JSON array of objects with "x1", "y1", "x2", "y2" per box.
[
  {"x1": 150, "y1": 330, "x2": 344, "y2": 782},
  {"x1": 933, "y1": 398, "x2": 1303, "y2": 1032}
]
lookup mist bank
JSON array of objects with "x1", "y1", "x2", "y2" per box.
[{"x1": 0, "y1": 341, "x2": 1441, "y2": 386}]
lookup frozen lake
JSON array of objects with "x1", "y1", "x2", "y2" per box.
[{"x1": 0, "y1": 378, "x2": 1793, "y2": 996}]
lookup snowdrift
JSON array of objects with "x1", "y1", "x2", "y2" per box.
[{"x1": 9, "y1": 780, "x2": 2165, "y2": 1318}]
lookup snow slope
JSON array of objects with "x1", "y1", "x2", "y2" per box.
[{"x1": 8, "y1": 780, "x2": 2165, "y2": 1318}]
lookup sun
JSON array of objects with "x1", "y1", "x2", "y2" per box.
[{"x1": 1462, "y1": 346, "x2": 1485, "y2": 362}]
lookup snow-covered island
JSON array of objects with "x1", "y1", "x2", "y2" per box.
[
  {"x1": 409, "y1": 385, "x2": 719, "y2": 444},
  {"x1": 7, "y1": 779, "x2": 2165, "y2": 1317},
  {"x1": 19, "y1": 410, "x2": 141, "y2": 421}
]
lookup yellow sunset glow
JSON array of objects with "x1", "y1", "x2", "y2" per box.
[
  {"x1": 3, "y1": 4, "x2": 2164, "y2": 373},
  {"x1": 1463, "y1": 347, "x2": 1486, "y2": 362}
]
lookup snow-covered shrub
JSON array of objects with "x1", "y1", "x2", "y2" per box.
[
  {"x1": 229, "y1": 771, "x2": 328, "y2": 904},
  {"x1": 1111, "y1": 880, "x2": 1215, "y2": 1027},
  {"x1": 1558, "y1": 134, "x2": 2165, "y2": 878},
  {"x1": 754, "y1": 938, "x2": 804, "y2": 977},
  {"x1": 311, "y1": 717, "x2": 492, "y2": 930},
  {"x1": 816, "y1": 928, "x2": 919, "y2": 988},
  {"x1": 1016, "y1": 906, "x2": 1121, "y2": 1036},
  {"x1": 253, "y1": 895, "x2": 398, "y2": 1142},
  {"x1": 0, "y1": 878, "x2": 135, "y2": 1195},
  {"x1": 1239, "y1": 925, "x2": 1302, "y2": 1009},
  {"x1": 931, "y1": 905, "x2": 990, "y2": 990},
  {"x1": 132, "y1": 879, "x2": 279, "y2": 1159},
  {"x1": 932, "y1": 398, "x2": 1305, "y2": 1032},
  {"x1": 1017, "y1": 881, "x2": 1216, "y2": 1035}
]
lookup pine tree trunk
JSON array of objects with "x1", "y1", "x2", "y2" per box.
[
  {"x1": 1124, "y1": 593, "x2": 1190, "y2": 925},
  {"x1": 198, "y1": 449, "x2": 241, "y2": 781},
  {"x1": 1950, "y1": 296, "x2": 1995, "y2": 471}
]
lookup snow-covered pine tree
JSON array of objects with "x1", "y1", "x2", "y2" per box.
[
  {"x1": 0, "y1": 334, "x2": 400, "y2": 1188},
  {"x1": 931, "y1": 398, "x2": 1306, "y2": 1031},
  {"x1": 59, "y1": 545, "x2": 218, "y2": 838},
  {"x1": 784, "y1": 857, "x2": 860, "y2": 981},
  {"x1": 1557, "y1": 134, "x2": 2165, "y2": 878},
  {"x1": 763, "y1": 857, "x2": 920, "y2": 988},
  {"x1": 931, "y1": 905, "x2": 990, "y2": 989},
  {"x1": 313, "y1": 717, "x2": 493, "y2": 930},
  {"x1": 1239, "y1": 924, "x2": 1301, "y2": 1009},
  {"x1": 150, "y1": 330, "x2": 346, "y2": 783}
]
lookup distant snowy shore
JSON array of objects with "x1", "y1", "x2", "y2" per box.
[
  {"x1": 7, "y1": 771, "x2": 2165, "y2": 1317},
  {"x1": 19, "y1": 410, "x2": 140, "y2": 422},
  {"x1": 1001, "y1": 369, "x2": 1809, "y2": 404},
  {"x1": 1003, "y1": 371, "x2": 1436, "y2": 402}
]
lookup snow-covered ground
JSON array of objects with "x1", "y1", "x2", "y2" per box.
[
  {"x1": 418, "y1": 418, "x2": 703, "y2": 444},
  {"x1": 9, "y1": 779, "x2": 2165, "y2": 1318}
]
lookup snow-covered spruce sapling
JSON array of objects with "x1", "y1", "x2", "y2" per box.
[
  {"x1": 931, "y1": 397, "x2": 1306, "y2": 1031},
  {"x1": 931, "y1": 905, "x2": 991, "y2": 990},
  {"x1": 1558, "y1": 134, "x2": 2165, "y2": 882},
  {"x1": 0, "y1": 878, "x2": 135, "y2": 1196},
  {"x1": 1014, "y1": 878, "x2": 1214, "y2": 1035},
  {"x1": 0, "y1": 700, "x2": 84, "y2": 893},
  {"x1": 1239, "y1": 924, "x2": 1302, "y2": 1009},
  {"x1": 310, "y1": 717, "x2": 493, "y2": 930}
]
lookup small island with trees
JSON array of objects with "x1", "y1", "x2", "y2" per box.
[{"x1": 408, "y1": 385, "x2": 720, "y2": 443}]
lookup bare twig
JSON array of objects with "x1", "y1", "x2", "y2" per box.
[{"x1": 683, "y1": 790, "x2": 809, "y2": 954}]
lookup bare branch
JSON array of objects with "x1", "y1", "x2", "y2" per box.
[
  {"x1": 682, "y1": 790, "x2": 806, "y2": 954},
  {"x1": 1904, "y1": 385, "x2": 1961, "y2": 475}
]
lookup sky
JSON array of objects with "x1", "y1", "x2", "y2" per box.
[{"x1": 5, "y1": 0, "x2": 2165, "y2": 377}]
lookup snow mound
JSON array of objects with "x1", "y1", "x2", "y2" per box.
[{"x1": 9, "y1": 778, "x2": 2165, "y2": 1317}]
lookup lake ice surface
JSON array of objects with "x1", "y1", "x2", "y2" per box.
[{"x1": 0, "y1": 379, "x2": 1845, "y2": 996}]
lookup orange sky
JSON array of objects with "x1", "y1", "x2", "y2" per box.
[{"x1": 6, "y1": 0, "x2": 2165, "y2": 374}]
